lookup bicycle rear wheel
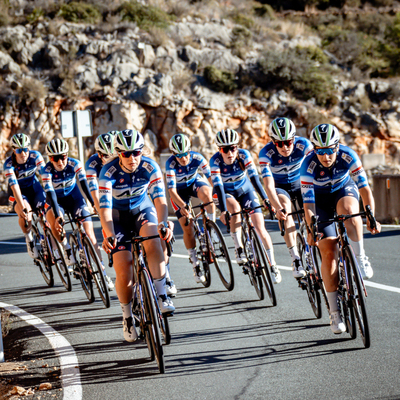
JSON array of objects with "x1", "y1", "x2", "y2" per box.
[
  {"x1": 48, "y1": 231, "x2": 71, "y2": 291},
  {"x1": 252, "y1": 230, "x2": 276, "y2": 306},
  {"x1": 345, "y1": 247, "x2": 370, "y2": 348},
  {"x1": 206, "y1": 220, "x2": 234, "y2": 291},
  {"x1": 196, "y1": 234, "x2": 211, "y2": 288},
  {"x1": 84, "y1": 237, "x2": 110, "y2": 308},
  {"x1": 69, "y1": 234, "x2": 94, "y2": 303},
  {"x1": 32, "y1": 224, "x2": 54, "y2": 287},
  {"x1": 140, "y1": 269, "x2": 164, "y2": 373}
]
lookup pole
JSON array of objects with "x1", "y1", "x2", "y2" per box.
[{"x1": 0, "y1": 313, "x2": 4, "y2": 362}]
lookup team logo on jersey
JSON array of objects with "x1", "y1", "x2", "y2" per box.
[
  {"x1": 105, "y1": 165, "x2": 117, "y2": 178},
  {"x1": 307, "y1": 161, "x2": 317, "y2": 173},
  {"x1": 224, "y1": 168, "x2": 227, "y2": 172},
  {"x1": 341, "y1": 153, "x2": 353, "y2": 164},
  {"x1": 118, "y1": 246, "x2": 126, "y2": 250},
  {"x1": 267, "y1": 149, "x2": 275, "y2": 158},
  {"x1": 214, "y1": 158, "x2": 221, "y2": 165},
  {"x1": 89, "y1": 161, "x2": 97, "y2": 168},
  {"x1": 143, "y1": 162, "x2": 154, "y2": 173},
  {"x1": 119, "y1": 179, "x2": 124, "y2": 183},
  {"x1": 179, "y1": 169, "x2": 182, "y2": 173},
  {"x1": 170, "y1": 160, "x2": 176, "y2": 168},
  {"x1": 320, "y1": 171, "x2": 325, "y2": 176},
  {"x1": 278, "y1": 159, "x2": 283, "y2": 164},
  {"x1": 296, "y1": 143, "x2": 305, "y2": 151}
]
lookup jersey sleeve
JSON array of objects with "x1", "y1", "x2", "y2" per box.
[
  {"x1": 72, "y1": 159, "x2": 87, "y2": 181},
  {"x1": 199, "y1": 154, "x2": 211, "y2": 179},
  {"x1": 165, "y1": 158, "x2": 176, "y2": 190},
  {"x1": 40, "y1": 164, "x2": 55, "y2": 193},
  {"x1": 33, "y1": 151, "x2": 45, "y2": 171},
  {"x1": 258, "y1": 147, "x2": 273, "y2": 179},
  {"x1": 210, "y1": 156, "x2": 223, "y2": 187},
  {"x1": 241, "y1": 149, "x2": 258, "y2": 179},
  {"x1": 3, "y1": 160, "x2": 17, "y2": 187},
  {"x1": 346, "y1": 149, "x2": 369, "y2": 189},
  {"x1": 146, "y1": 162, "x2": 166, "y2": 201},
  {"x1": 85, "y1": 158, "x2": 99, "y2": 192},
  {"x1": 300, "y1": 155, "x2": 316, "y2": 205},
  {"x1": 98, "y1": 165, "x2": 115, "y2": 209}
]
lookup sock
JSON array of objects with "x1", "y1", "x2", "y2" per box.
[
  {"x1": 326, "y1": 291, "x2": 339, "y2": 313},
  {"x1": 288, "y1": 246, "x2": 300, "y2": 261},
  {"x1": 349, "y1": 238, "x2": 364, "y2": 258},
  {"x1": 120, "y1": 301, "x2": 132, "y2": 319},
  {"x1": 266, "y1": 248, "x2": 276, "y2": 266},
  {"x1": 164, "y1": 263, "x2": 171, "y2": 281},
  {"x1": 209, "y1": 212, "x2": 216, "y2": 222},
  {"x1": 188, "y1": 248, "x2": 198, "y2": 265},
  {"x1": 61, "y1": 237, "x2": 69, "y2": 250},
  {"x1": 230, "y1": 228, "x2": 243, "y2": 249},
  {"x1": 154, "y1": 276, "x2": 166, "y2": 298},
  {"x1": 25, "y1": 232, "x2": 33, "y2": 242}
]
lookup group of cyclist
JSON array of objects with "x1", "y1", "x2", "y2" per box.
[{"x1": 4, "y1": 117, "x2": 380, "y2": 339}]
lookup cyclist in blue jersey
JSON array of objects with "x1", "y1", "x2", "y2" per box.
[
  {"x1": 3, "y1": 133, "x2": 46, "y2": 259},
  {"x1": 300, "y1": 123, "x2": 381, "y2": 334},
  {"x1": 166, "y1": 133, "x2": 215, "y2": 285},
  {"x1": 86, "y1": 131, "x2": 118, "y2": 213},
  {"x1": 99, "y1": 129, "x2": 175, "y2": 343},
  {"x1": 259, "y1": 117, "x2": 313, "y2": 279},
  {"x1": 210, "y1": 129, "x2": 281, "y2": 283}
]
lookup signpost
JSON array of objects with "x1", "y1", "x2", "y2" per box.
[{"x1": 60, "y1": 110, "x2": 93, "y2": 164}]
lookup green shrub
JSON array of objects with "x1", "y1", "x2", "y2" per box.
[
  {"x1": 57, "y1": 2, "x2": 101, "y2": 24},
  {"x1": 117, "y1": 1, "x2": 174, "y2": 31},
  {"x1": 0, "y1": 0, "x2": 9, "y2": 26},
  {"x1": 203, "y1": 65, "x2": 237, "y2": 93},
  {"x1": 26, "y1": 7, "x2": 45, "y2": 24},
  {"x1": 254, "y1": 4, "x2": 275, "y2": 19},
  {"x1": 231, "y1": 12, "x2": 255, "y2": 29},
  {"x1": 230, "y1": 26, "x2": 252, "y2": 59}
]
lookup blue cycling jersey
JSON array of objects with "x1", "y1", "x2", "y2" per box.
[
  {"x1": 165, "y1": 151, "x2": 211, "y2": 190},
  {"x1": 98, "y1": 156, "x2": 166, "y2": 211},
  {"x1": 85, "y1": 154, "x2": 103, "y2": 192},
  {"x1": 259, "y1": 137, "x2": 313, "y2": 185},
  {"x1": 300, "y1": 144, "x2": 369, "y2": 204},
  {"x1": 3, "y1": 150, "x2": 45, "y2": 188},
  {"x1": 41, "y1": 157, "x2": 87, "y2": 198}
]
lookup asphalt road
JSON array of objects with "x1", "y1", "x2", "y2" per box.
[{"x1": 1, "y1": 213, "x2": 399, "y2": 400}]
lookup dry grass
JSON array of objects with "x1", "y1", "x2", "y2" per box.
[{"x1": 1, "y1": 309, "x2": 12, "y2": 338}]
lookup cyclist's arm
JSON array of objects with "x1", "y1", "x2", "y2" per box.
[
  {"x1": 74, "y1": 162, "x2": 95, "y2": 207},
  {"x1": 359, "y1": 186, "x2": 381, "y2": 234},
  {"x1": 40, "y1": 167, "x2": 61, "y2": 219},
  {"x1": 153, "y1": 197, "x2": 173, "y2": 242},
  {"x1": 262, "y1": 176, "x2": 286, "y2": 219},
  {"x1": 86, "y1": 161, "x2": 100, "y2": 211},
  {"x1": 168, "y1": 188, "x2": 189, "y2": 217},
  {"x1": 5, "y1": 164, "x2": 25, "y2": 211}
]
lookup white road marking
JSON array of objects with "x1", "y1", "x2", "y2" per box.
[
  {"x1": 0, "y1": 241, "x2": 26, "y2": 245},
  {"x1": 0, "y1": 302, "x2": 82, "y2": 400},
  {"x1": 171, "y1": 253, "x2": 399, "y2": 292}
]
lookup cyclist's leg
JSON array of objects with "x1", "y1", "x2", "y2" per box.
[
  {"x1": 227, "y1": 196, "x2": 245, "y2": 264},
  {"x1": 195, "y1": 179, "x2": 215, "y2": 221},
  {"x1": 14, "y1": 196, "x2": 37, "y2": 258},
  {"x1": 336, "y1": 183, "x2": 372, "y2": 279},
  {"x1": 46, "y1": 206, "x2": 65, "y2": 243}
]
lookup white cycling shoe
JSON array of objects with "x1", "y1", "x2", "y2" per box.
[
  {"x1": 193, "y1": 265, "x2": 206, "y2": 284},
  {"x1": 123, "y1": 316, "x2": 138, "y2": 342},
  {"x1": 235, "y1": 247, "x2": 248, "y2": 265},
  {"x1": 165, "y1": 279, "x2": 177, "y2": 297},
  {"x1": 329, "y1": 311, "x2": 346, "y2": 334},
  {"x1": 292, "y1": 258, "x2": 306, "y2": 279},
  {"x1": 158, "y1": 294, "x2": 175, "y2": 314},
  {"x1": 270, "y1": 265, "x2": 282, "y2": 284},
  {"x1": 105, "y1": 275, "x2": 114, "y2": 291},
  {"x1": 26, "y1": 239, "x2": 38, "y2": 259},
  {"x1": 357, "y1": 254, "x2": 373, "y2": 280}
]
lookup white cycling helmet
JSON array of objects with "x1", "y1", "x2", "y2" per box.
[
  {"x1": 46, "y1": 138, "x2": 69, "y2": 156},
  {"x1": 95, "y1": 131, "x2": 116, "y2": 156},
  {"x1": 114, "y1": 129, "x2": 144, "y2": 153},
  {"x1": 10, "y1": 133, "x2": 31, "y2": 149},
  {"x1": 310, "y1": 124, "x2": 340, "y2": 147},
  {"x1": 269, "y1": 117, "x2": 296, "y2": 141},
  {"x1": 169, "y1": 134, "x2": 191, "y2": 155},
  {"x1": 215, "y1": 129, "x2": 239, "y2": 147}
]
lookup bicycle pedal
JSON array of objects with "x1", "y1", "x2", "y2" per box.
[
  {"x1": 162, "y1": 311, "x2": 174, "y2": 317},
  {"x1": 242, "y1": 266, "x2": 249, "y2": 275}
]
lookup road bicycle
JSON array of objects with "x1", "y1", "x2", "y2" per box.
[
  {"x1": 228, "y1": 205, "x2": 276, "y2": 306},
  {"x1": 311, "y1": 205, "x2": 377, "y2": 348},
  {"x1": 31, "y1": 208, "x2": 71, "y2": 291},
  {"x1": 186, "y1": 201, "x2": 234, "y2": 291},
  {"x1": 279, "y1": 204, "x2": 328, "y2": 318},
  {"x1": 65, "y1": 212, "x2": 110, "y2": 308},
  {"x1": 128, "y1": 229, "x2": 173, "y2": 374}
]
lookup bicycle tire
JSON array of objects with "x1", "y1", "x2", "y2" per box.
[
  {"x1": 241, "y1": 229, "x2": 264, "y2": 300},
  {"x1": 345, "y1": 247, "x2": 370, "y2": 348},
  {"x1": 83, "y1": 237, "x2": 110, "y2": 309},
  {"x1": 252, "y1": 230, "x2": 276, "y2": 306},
  {"x1": 206, "y1": 220, "x2": 234, "y2": 291},
  {"x1": 32, "y1": 224, "x2": 54, "y2": 287},
  {"x1": 312, "y1": 245, "x2": 329, "y2": 313},
  {"x1": 48, "y1": 231, "x2": 71, "y2": 291},
  {"x1": 69, "y1": 234, "x2": 94, "y2": 303},
  {"x1": 296, "y1": 234, "x2": 321, "y2": 318},
  {"x1": 162, "y1": 315, "x2": 171, "y2": 345},
  {"x1": 141, "y1": 269, "x2": 165, "y2": 373}
]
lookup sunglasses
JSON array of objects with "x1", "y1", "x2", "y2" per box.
[
  {"x1": 15, "y1": 147, "x2": 29, "y2": 154},
  {"x1": 51, "y1": 154, "x2": 67, "y2": 162},
  {"x1": 220, "y1": 145, "x2": 238, "y2": 154},
  {"x1": 120, "y1": 149, "x2": 142, "y2": 158},
  {"x1": 274, "y1": 139, "x2": 294, "y2": 148},
  {"x1": 315, "y1": 146, "x2": 337, "y2": 155},
  {"x1": 175, "y1": 151, "x2": 189, "y2": 158}
]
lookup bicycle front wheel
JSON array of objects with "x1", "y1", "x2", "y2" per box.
[
  {"x1": 83, "y1": 237, "x2": 110, "y2": 309},
  {"x1": 252, "y1": 230, "x2": 276, "y2": 306},
  {"x1": 345, "y1": 247, "x2": 370, "y2": 348},
  {"x1": 206, "y1": 220, "x2": 234, "y2": 291},
  {"x1": 69, "y1": 234, "x2": 94, "y2": 303},
  {"x1": 312, "y1": 245, "x2": 329, "y2": 313},
  {"x1": 48, "y1": 231, "x2": 71, "y2": 291},
  {"x1": 141, "y1": 269, "x2": 164, "y2": 373},
  {"x1": 32, "y1": 224, "x2": 54, "y2": 287}
]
